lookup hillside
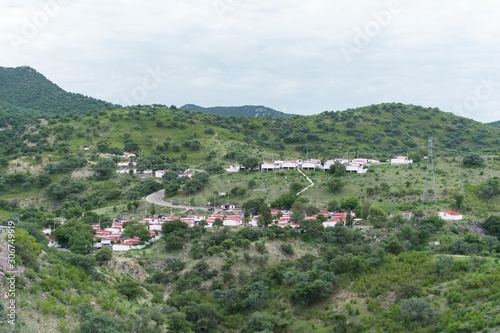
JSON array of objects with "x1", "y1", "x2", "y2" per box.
[
  {"x1": 1, "y1": 101, "x2": 500, "y2": 332},
  {"x1": 180, "y1": 104, "x2": 296, "y2": 118},
  {"x1": 489, "y1": 120, "x2": 500, "y2": 128},
  {"x1": 0, "y1": 66, "x2": 116, "y2": 118}
]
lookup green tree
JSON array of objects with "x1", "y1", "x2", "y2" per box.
[
  {"x1": 93, "y1": 159, "x2": 116, "y2": 179},
  {"x1": 340, "y1": 197, "x2": 359, "y2": 211},
  {"x1": 462, "y1": 154, "x2": 484, "y2": 167},
  {"x1": 122, "y1": 220, "x2": 152, "y2": 243},
  {"x1": 240, "y1": 312, "x2": 279, "y2": 333},
  {"x1": 258, "y1": 204, "x2": 272, "y2": 228},
  {"x1": 328, "y1": 161, "x2": 346, "y2": 177},
  {"x1": 367, "y1": 206, "x2": 388, "y2": 228},
  {"x1": 162, "y1": 219, "x2": 189, "y2": 235},
  {"x1": 483, "y1": 215, "x2": 500, "y2": 239},
  {"x1": 399, "y1": 297, "x2": 437, "y2": 324},
  {"x1": 95, "y1": 246, "x2": 113, "y2": 265},
  {"x1": 116, "y1": 277, "x2": 145, "y2": 300},
  {"x1": 213, "y1": 218, "x2": 224, "y2": 229},
  {"x1": 327, "y1": 178, "x2": 345, "y2": 193}
]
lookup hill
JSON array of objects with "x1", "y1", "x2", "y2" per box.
[
  {"x1": 0, "y1": 66, "x2": 116, "y2": 118},
  {"x1": 180, "y1": 103, "x2": 296, "y2": 118},
  {"x1": 489, "y1": 120, "x2": 500, "y2": 128}
]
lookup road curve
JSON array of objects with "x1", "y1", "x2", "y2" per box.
[{"x1": 145, "y1": 189, "x2": 209, "y2": 211}]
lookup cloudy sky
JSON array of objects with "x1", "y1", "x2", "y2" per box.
[{"x1": 1, "y1": 0, "x2": 499, "y2": 122}]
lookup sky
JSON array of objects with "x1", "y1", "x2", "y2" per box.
[{"x1": 1, "y1": 0, "x2": 499, "y2": 123}]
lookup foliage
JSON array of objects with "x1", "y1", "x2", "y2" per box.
[
  {"x1": 116, "y1": 277, "x2": 145, "y2": 300},
  {"x1": 462, "y1": 154, "x2": 485, "y2": 167},
  {"x1": 482, "y1": 214, "x2": 500, "y2": 241}
]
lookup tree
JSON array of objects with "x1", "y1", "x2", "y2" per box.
[
  {"x1": 483, "y1": 215, "x2": 500, "y2": 239},
  {"x1": 327, "y1": 178, "x2": 345, "y2": 193},
  {"x1": 399, "y1": 297, "x2": 437, "y2": 324},
  {"x1": 93, "y1": 159, "x2": 116, "y2": 179},
  {"x1": 167, "y1": 312, "x2": 194, "y2": 333},
  {"x1": 69, "y1": 232, "x2": 94, "y2": 255},
  {"x1": 462, "y1": 154, "x2": 484, "y2": 167},
  {"x1": 162, "y1": 219, "x2": 189, "y2": 235},
  {"x1": 328, "y1": 161, "x2": 346, "y2": 177},
  {"x1": 95, "y1": 246, "x2": 113, "y2": 264},
  {"x1": 213, "y1": 218, "x2": 223, "y2": 229},
  {"x1": 340, "y1": 197, "x2": 359, "y2": 211},
  {"x1": 271, "y1": 193, "x2": 297, "y2": 210},
  {"x1": 240, "y1": 312, "x2": 279, "y2": 333},
  {"x1": 116, "y1": 277, "x2": 145, "y2": 300},
  {"x1": 258, "y1": 204, "x2": 272, "y2": 228},
  {"x1": 53, "y1": 218, "x2": 95, "y2": 249},
  {"x1": 367, "y1": 206, "x2": 388, "y2": 228},
  {"x1": 122, "y1": 220, "x2": 151, "y2": 243},
  {"x1": 165, "y1": 235, "x2": 185, "y2": 251}
]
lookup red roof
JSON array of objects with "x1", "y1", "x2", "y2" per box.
[{"x1": 443, "y1": 210, "x2": 461, "y2": 216}]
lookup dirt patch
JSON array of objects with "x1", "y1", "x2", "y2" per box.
[
  {"x1": 71, "y1": 168, "x2": 94, "y2": 179},
  {"x1": 104, "y1": 257, "x2": 149, "y2": 282},
  {"x1": 8, "y1": 158, "x2": 43, "y2": 175}
]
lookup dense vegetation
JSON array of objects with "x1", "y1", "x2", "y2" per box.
[
  {"x1": 489, "y1": 120, "x2": 500, "y2": 128},
  {"x1": 180, "y1": 104, "x2": 295, "y2": 118},
  {"x1": 0, "y1": 68, "x2": 499, "y2": 332},
  {"x1": 0, "y1": 66, "x2": 116, "y2": 118}
]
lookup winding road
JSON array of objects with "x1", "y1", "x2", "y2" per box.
[{"x1": 145, "y1": 189, "x2": 209, "y2": 211}]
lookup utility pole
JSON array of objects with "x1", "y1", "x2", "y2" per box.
[{"x1": 423, "y1": 138, "x2": 437, "y2": 202}]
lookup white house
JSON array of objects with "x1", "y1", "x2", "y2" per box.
[
  {"x1": 226, "y1": 164, "x2": 241, "y2": 173},
  {"x1": 155, "y1": 170, "x2": 166, "y2": 178},
  {"x1": 261, "y1": 162, "x2": 277, "y2": 172},
  {"x1": 391, "y1": 156, "x2": 413, "y2": 166},
  {"x1": 282, "y1": 160, "x2": 298, "y2": 170},
  {"x1": 438, "y1": 210, "x2": 463, "y2": 221}
]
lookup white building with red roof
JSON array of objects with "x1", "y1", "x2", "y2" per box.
[{"x1": 438, "y1": 210, "x2": 463, "y2": 221}]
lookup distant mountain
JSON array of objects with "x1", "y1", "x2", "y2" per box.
[
  {"x1": 489, "y1": 120, "x2": 500, "y2": 128},
  {"x1": 0, "y1": 66, "x2": 116, "y2": 118},
  {"x1": 180, "y1": 104, "x2": 296, "y2": 118}
]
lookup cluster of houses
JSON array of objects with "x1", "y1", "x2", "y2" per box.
[
  {"x1": 114, "y1": 151, "x2": 413, "y2": 178},
  {"x1": 228, "y1": 156, "x2": 413, "y2": 175},
  {"x1": 41, "y1": 207, "x2": 462, "y2": 252}
]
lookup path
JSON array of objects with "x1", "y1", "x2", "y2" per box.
[{"x1": 296, "y1": 168, "x2": 315, "y2": 195}]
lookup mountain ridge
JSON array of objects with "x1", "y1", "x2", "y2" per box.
[
  {"x1": 180, "y1": 103, "x2": 296, "y2": 118},
  {"x1": 0, "y1": 65, "x2": 116, "y2": 118}
]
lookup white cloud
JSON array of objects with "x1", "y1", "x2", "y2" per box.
[{"x1": 0, "y1": 0, "x2": 499, "y2": 122}]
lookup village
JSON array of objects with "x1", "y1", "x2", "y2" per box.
[
  {"x1": 41, "y1": 207, "x2": 463, "y2": 252},
  {"x1": 112, "y1": 151, "x2": 414, "y2": 176}
]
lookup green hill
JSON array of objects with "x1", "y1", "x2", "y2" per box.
[
  {"x1": 489, "y1": 120, "x2": 500, "y2": 128},
  {"x1": 0, "y1": 66, "x2": 116, "y2": 118},
  {"x1": 180, "y1": 104, "x2": 296, "y2": 118}
]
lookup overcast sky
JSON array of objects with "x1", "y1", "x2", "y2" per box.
[{"x1": 1, "y1": 0, "x2": 499, "y2": 122}]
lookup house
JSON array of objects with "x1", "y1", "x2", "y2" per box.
[
  {"x1": 226, "y1": 164, "x2": 242, "y2": 173},
  {"x1": 282, "y1": 160, "x2": 298, "y2": 170},
  {"x1": 221, "y1": 203, "x2": 237, "y2": 210},
  {"x1": 401, "y1": 212, "x2": 414, "y2": 220},
  {"x1": 182, "y1": 169, "x2": 194, "y2": 178},
  {"x1": 391, "y1": 156, "x2": 413, "y2": 166},
  {"x1": 155, "y1": 170, "x2": 166, "y2": 178},
  {"x1": 261, "y1": 162, "x2": 277, "y2": 172},
  {"x1": 438, "y1": 210, "x2": 463, "y2": 221},
  {"x1": 122, "y1": 152, "x2": 136, "y2": 159},
  {"x1": 302, "y1": 159, "x2": 321, "y2": 171}
]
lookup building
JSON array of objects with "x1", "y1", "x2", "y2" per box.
[
  {"x1": 391, "y1": 156, "x2": 413, "y2": 166},
  {"x1": 438, "y1": 210, "x2": 463, "y2": 221}
]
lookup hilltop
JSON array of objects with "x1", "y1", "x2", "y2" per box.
[
  {"x1": 0, "y1": 66, "x2": 116, "y2": 118},
  {"x1": 489, "y1": 120, "x2": 500, "y2": 128},
  {"x1": 180, "y1": 104, "x2": 296, "y2": 118}
]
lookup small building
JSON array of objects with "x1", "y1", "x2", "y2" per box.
[
  {"x1": 261, "y1": 162, "x2": 277, "y2": 172},
  {"x1": 226, "y1": 164, "x2": 242, "y2": 173},
  {"x1": 438, "y1": 210, "x2": 463, "y2": 221},
  {"x1": 155, "y1": 170, "x2": 166, "y2": 178},
  {"x1": 391, "y1": 156, "x2": 413, "y2": 166}
]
